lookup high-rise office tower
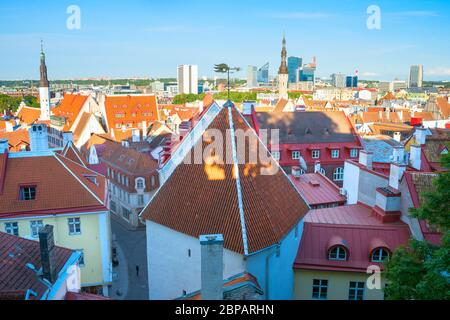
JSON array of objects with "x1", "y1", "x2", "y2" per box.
[
  {"x1": 331, "y1": 73, "x2": 346, "y2": 88},
  {"x1": 257, "y1": 62, "x2": 269, "y2": 84},
  {"x1": 177, "y1": 65, "x2": 198, "y2": 94},
  {"x1": 409, "y1": 65, "x2": 423, "y2": 88},
  {"x1": 287, "y1": 56, "x2": 302, "y2": 83},
  {"x1": 247, "y1": 65, "x2": 258, "y2": 88}
]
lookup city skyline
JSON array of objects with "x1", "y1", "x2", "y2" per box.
[{"x1": 1, "y1": 0, "x2": 450, "y2": 81}]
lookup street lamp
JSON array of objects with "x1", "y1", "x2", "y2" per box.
[{"x1": 214, "y1": 63, "x2": 241, "y2": 100}]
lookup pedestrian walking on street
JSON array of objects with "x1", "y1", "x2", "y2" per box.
[{"x1": 136, "y1": 265, "x2": 139, "y2": 277}]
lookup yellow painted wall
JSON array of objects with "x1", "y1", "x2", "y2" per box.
[
  {"x1": 294, "y1": 269, "x2": 385, "y2": 300},
  {"x1": 0, "y1": 212, "x2": 107, "y2": 287}
]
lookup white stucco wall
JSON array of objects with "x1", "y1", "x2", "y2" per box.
[{"x1": 146, "y1": 221, "x2": 246, "y2": 300}]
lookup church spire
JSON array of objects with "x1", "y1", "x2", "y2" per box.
[
  {"x1": 40, "y1": 40, "x2": 49, "y2": 88},
  {"x1": 278, "y1": 34, "x2": 288, "y2": 75}
]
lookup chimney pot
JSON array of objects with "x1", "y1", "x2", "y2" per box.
[
  {"x1": 359, "y1": 150, "x2": 373, "y2": 170},
  {"x1": 200, "y1": 234, "x2": 224, "y2": 300}
]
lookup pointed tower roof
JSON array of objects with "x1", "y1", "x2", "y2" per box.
[
  {"x1": 278, "y1": 34, "x2": 288, "y2": 75},
  {"x1": 39, "y1": 40, "x2": 49, "y2": 88},
  {"x1": 140, "y1": 101, "x2": 309, "y2": 255}
]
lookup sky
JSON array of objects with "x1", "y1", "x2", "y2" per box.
[{"x1": 0, "y1": 0, "x2": 449, "y2": 81}]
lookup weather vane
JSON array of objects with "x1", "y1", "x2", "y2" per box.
[{"x1": 213, "y1": 63, "x2": 240, "y2": 101}]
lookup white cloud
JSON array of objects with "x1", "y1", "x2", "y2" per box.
[
  {"x1": 425, "y1": 67, "x2": 450, "y2": 76},
  {"x1": 361, "y1": 72, "x2": 378, "y2": 77}
]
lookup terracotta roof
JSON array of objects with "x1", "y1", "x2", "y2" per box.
[
  {"x1": 141, "y1": 103, "x2": 309, "y2": 255},
  {"x1": 16, "y1": 107, "x2": 40, "y2": 125},
  {"x1": 0, "y1": 129, "x2": 30, "y2": 149},
  {"x1": 72, "y1": 112, "x2": 91, "y2": 141},
  {"x1": 104, "y1": 94, "x2": 159, "y2": 132},
  {"x1": 0, "y1": 232, "x2": 74, "y2": 300},
  {"x1": 255, "y1": 111, "x2": 358, "y2": 144},
  {"x1": 0, "y1": 154, "x2": 106, "y2": 217},
  {"x1": 60, "y1": 142, "x2": 88, "y2": 167},
  {"x1": 52, "y1": 93, "x2": 89, "y2": 131},
  {"x1": 436, "y1": 96, "x2": 450, "y2": 119},
  {"x1": 414, "y1": 111, "x2": 435, "y2": 121},
  {"x1": 422, "y1": 128, "x2": 450, "y2": 165},
  {"x1": 380, "y1": 92, "x2": 397, "y2": 101},
  {"x1": 361, "y1": 111, "x2": 401, "y2": 124},
  {"x1": 294, "y1": 204, "x2": 411, "y2": 272},
  {"x1": 273, "y1": 99, "x2": 289, "y2": 112},
  {"x1": 289, "y1": 173, "x2": 346, "y2": 206},
  {"x1": 100, "y1": 142, "x2": 159, "y2": 175}
]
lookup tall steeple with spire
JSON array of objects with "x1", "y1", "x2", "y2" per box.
[
  {"x1": 39, "y1": 40, "x2": 50, "y2": 120},
  {"x1": 278, "y1": 34, "x2": 289, "y2": 100}
]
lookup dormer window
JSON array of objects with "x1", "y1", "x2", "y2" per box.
[
  {"x1": 136, "y1": 177, "x2": 145, "y2": 190},
  {"x1": 292, "y1": 151, "x2": 301, "y2": 160},
  {"x1": 311, "y1": 150, "x2": 320, "y2": 159},
  {"x1": 350, "y1": 148, "x2": 358, "y2": 158},
  {"x1": 331, "y1": 149, "x2": 340, "y2": 158},
  {"x1": 328, "y1": 245, "x2": 348, "y2": 261},
  {"x1": 19, "y1": 186, "x2": 36, "y2": 201},
  {"x1": 371, "y1": 248, "x2": 390, "y2": 262}
]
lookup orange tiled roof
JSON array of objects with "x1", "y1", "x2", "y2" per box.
[
  {"x1": 52, "y1": 93, "x2": 89, "y2": 131},
  {"x1": 60, "y1": 142, "x2": 88, "y2": 167},
  {"x1": 141, "y1": 104, "x2": 309, "y2": 254},
  {"x1": 0, "y1": 129, "x2": 30, "y2": 149},
  {"x1": 436, "y1": 96, "x2": 450, "y2": 119},
  {"x1": 361, "y1": 111, "x2": 401, "y2": 124},
  {"x1": 0, "y1": 154, "x2": 106, "y2": 217},
  {"x1": 104, "y1": 95, "x2": 159, "y2": 132},
  {"x1": 16, "y1": 106, "x2": 41, "y2": 125}
]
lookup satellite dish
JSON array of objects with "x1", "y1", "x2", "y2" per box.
[{"x1": 299, "y1": 156, "x2": 307, "y2": 171}]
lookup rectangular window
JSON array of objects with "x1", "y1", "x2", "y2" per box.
[
  {"x1": 19, "y1": 186, "x2": 36, "y2": 200},
  {"x1": 311, "y1": 150, "x2": 320, "y2": 159},
  {"x1": 5, "y1": 222, "x2": 19, "y2": 236},
  {"x1": 68, "y1": 218, "x2": 81, "y2": 235},
  {"x1": 312, "y1": 279, "x2": 328, "y2": 299},
  {"x1": 110, "y1": 200, "x2": 117, "y2": 213},
  {"x1": 292, "y1": 151, "x2": 301, "y2": 160},
  {"x1": 348, "y1": 281, "x2": 365, "y2": 300},
  {"x1": 331, "y1": 149, "x2": 340, "y2": 158},
  {"x1": 78, "y1": 249, "x2": 85, "y2": 267},
  {"x1": 30, "y1": 220, "x2": 43, "y2": 238},
  {"x1": 350, "y1": 148, "x2": 358, "y2": 158},
  {"x1": 272, "y1": 151, "x2": 280, "y2": 161},
  {"x1": 138, "y1": 195, "x2": 144, "y2": 206},
  {"x1": 122, "y1": 207, "x2": 131, "y2": 221}
]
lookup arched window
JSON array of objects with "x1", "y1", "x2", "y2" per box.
[
  {"x1": 371, "y1": 248, "x2": 390, "y2": 262},
  {"x1": 135, "y1": 177, "x2": 145, "y2": 190},
  {"x1": 328, "y1": 246, "x2": 348, "y2": 261},
  {"x1": 333, "y1": 167, "x2": 344, "y2": 181}
]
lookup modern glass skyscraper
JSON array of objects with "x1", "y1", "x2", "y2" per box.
[
  {"x1": 409, "y1": 65, "x2": 423, "y2": 88},
  {"x1": 257, "y1": 62, "x2": 269, "y2": 84},
  {"x1": 247, "y1": 65, "x2": 258, "y2": 87},
  {"x1": 346, "y1": 76, "x2": 358, "y2": 88},
  {"x1": 299, "y1": 66, "x2": 315, "y2": 82},
  {"x1": 287, "y1": 56, "x2": 302, "y2": 83},
  {"x1": 177, "y1": 64, "x2": 198, "y2": 94}
]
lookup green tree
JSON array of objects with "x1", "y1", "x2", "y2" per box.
[{"x1": 385, "y1": 147, "x2": 450, "y2": 300}]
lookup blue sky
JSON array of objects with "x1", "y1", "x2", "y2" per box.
[{"x1": 0, "y1": 0, "x2": 449, "y2": 81}]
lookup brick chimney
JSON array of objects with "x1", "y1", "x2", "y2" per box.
[
  {"x1": 0, "y1": 139, "x2": 8, "y2": 153},
  {"x1": 393, "y1": 132, "x2": 401, "y2": 142},
  {"x1": 359, "y1": 150, "x2": 373, "y2": 170},
  {"x1": 38, "y1": 225, "x2": 57, "y2": 284},
  {"x1": 200, "y1": 234, "x2": 224, "y2": 300},
  {"x1": 314, "y1": 161, "x2": 321, "y2": 173}
]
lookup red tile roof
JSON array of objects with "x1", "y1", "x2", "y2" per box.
[
  {"x1": 104, "y1": 94, "x2": 159, "y2": 132},
  {"x1": 0, "y1": 154, "x2": 106, "y2": 218},
  {"x1": 436, "y1": 96, "x2": 450, "y2": 119},
  {"x1": 0, "y1": 129, "x2": 30, "y2": 151},
  {"x1": 294, "y1": 204, "x2": 411, "y2": 272},
  {"x1": 0, "y1": 232, "x2": 74, "y2": 300},
  {"x1": 141, "y1": 104, "x2": 310, "y2": 255},
  {"x1": 52, "y1": 93, "x2": 89, "y2": 131},
  {"x1": 289, "y1": 173, "x2": 346, "y2": 206},
  {"x1": 16, "y1": 106, "x2": 41, "y2": 125}
]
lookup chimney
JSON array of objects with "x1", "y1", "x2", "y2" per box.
[
  {"x1": 28, "y1": 124, "x2": 49, "y2": 152},
  {"x1": 414, "y1": 127, "x2": 427, "y2": 145},
  {"x1": 374, "y1": 187, "x2": 401, "y2": 223},
  {"x1": 393, "y1": 132, "x2": 401, "y2": 142},
  {"x1": 359, "y1": 150, "x2": 373, "y2": 170},
  {"x1": 62, "y1": 131, "x2": 73, "y2": 147},
  {"x1": 142, "y1": 121, "x2": 148, "y2": 137},
  {"x1": 38, "y1": 225, "x2": 57, "y2": 284},
  {"x1": 0, "y1": 139, "x2": 8, "y2": 153},
  {"x1": 314, "y1": 161, "x2": 321, "y2": 173},
  {"x1": 200, "y1": 234, "x2": 224, "y2": 300},
  {"x1": 389, "y1": 163, "x2": 406, "y2": 190},
  {"x1": 410, "y1": 144, "x2": 422, "y2": 170},
  {"x1": 292, "y1": 166, "x2": 301, "y2": 178},
  {"x1": 392, "y1": 146, "x2": 405, "y2": 163}
]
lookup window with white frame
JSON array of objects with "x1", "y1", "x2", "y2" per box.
[
  {"x1": 319, "y1": 168, "x2": 326, "y2": 175},
  {"x1": 68, "y1": 218, "x2": 81, "y2": 235},
  {"x1": 30, "y1": 220, "x2": 43, "y2": 238},
  {"x1": 328, "y1": 246, "x2": 347, "y2": 261},
  {"x1": 5, "y1": 222, "x2": 19, "y2": 236},
  {"x1": 136, "y1": 178, "x2": 145, "y2": 190},
  {"x1": 331, "y1": 149, "x2": 340, "y2": 158},
  {"x1": 312, "y1": 279, "x2": 328, "y2": 299},
  {"x1": 292, "y1": 151, "x2": 301, "y2": 160},
  {"x1": 311, "y1": 150, "x2": 320, "y2": 159},
  {"x1": 350, "y1": 148, "x2": 358, "y2": 158},
  {"x1": 348, "y1": 281, "x2": 365, "y2": 300},
  {"x1": 333, "y1": 167, "x2": 344, "y2": 181},
  {"x1": 272, "y1": 151, "x2": 280, "y2": 161},
  {"x1": 371, "y1": 248, "x2": 390, "y2": 262}
]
